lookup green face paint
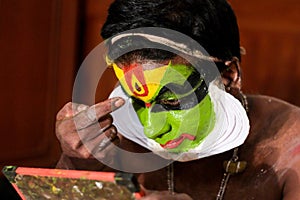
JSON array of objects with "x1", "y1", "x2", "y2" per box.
[
  {"x1": 133, "y1": 95, "x2": 215, "y2": 152},
  {"x1": 130, "y1": 63, "x2": 216, "y2": 153}
]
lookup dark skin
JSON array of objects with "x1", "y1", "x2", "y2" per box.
[
  {"x1": 136, "y1": 95, "x2": 300, "y2": 199},
  {"x1": 56, "y1": 58, "x2": 300, "y2": 199}
]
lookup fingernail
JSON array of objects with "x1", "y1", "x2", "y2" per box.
[{"x1": 114, "y1": 98, "x2": 125, "y2": 108}]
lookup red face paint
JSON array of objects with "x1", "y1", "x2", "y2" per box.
[
  {"x1": 123, "y1": 64, "x2": 149, "y2": 97},
  {"x1": 145, "y1": 102, "x2": 152, "y2": 108}
]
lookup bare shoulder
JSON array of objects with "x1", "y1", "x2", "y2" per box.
[
  {"x1": 246, "y1": 94, "x2": 300, "y2": 199},
  {"x1": 247, "y1": 94, "x2": 300, "y2": 135},
  {"x1": 247, "y1": 94, "x2": 300, "y2": 153}
]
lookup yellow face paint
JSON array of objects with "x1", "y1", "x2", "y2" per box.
[
  {"x1": 112, "y1": 62, "x2": 169, "y2": 103},
  {"x1": 112, "y1": 60, "x2": 215, "y2": 153}
]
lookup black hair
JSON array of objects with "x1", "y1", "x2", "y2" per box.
[{"x1": 101, "y1": 0, "x2": 240, "y2": 65}]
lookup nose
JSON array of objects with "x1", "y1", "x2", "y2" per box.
[
  {"x1": 142, "y1": 104, "x2": 171, "y2": 139},
  {"x1": 144, "y1": 121, "x2": 171, "y2": 139}
]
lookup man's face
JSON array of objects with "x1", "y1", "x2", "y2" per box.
[{"x1": 113, "y1": 58, "x2": 216, "y2": 153}]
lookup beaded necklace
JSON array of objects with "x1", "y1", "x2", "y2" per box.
[{"x1": 167, "y1": 92, "x2": 249, "y2": 200}]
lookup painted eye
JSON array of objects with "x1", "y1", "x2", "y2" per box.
[
  {"x1": 157, "y1": 98, "x2": 181, "y2": 110},
  {"x1": 158, "y1": 99, "x2": 180, "y2": 107}
]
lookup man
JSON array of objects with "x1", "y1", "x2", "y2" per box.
[{"x1": 56, "y1": 0, "x2": 300, "y2": 199}]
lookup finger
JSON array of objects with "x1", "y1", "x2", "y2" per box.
[
  {"x1": 78, "y1": 123, "x2": 104, "y2": 143},
  {"x1": 88, "y1": 97, "x2": 125, "y2": 122},
  {"x1": 56, "y1": 103, "x2": 91, "y2": 136},
  {"x1": 59, "y1": 127, "x2": 119, "y2": 160},
  {"x1": 56, "y1": 112, "x2": 115, "y2": 158},
  {"x1": 78, "y1": 123, "x2": 118, "y2": 152},
  {"x1": 59, "y1": 129, "x2": 100, "y2": 159},
  {"x1": 98, "y1": 114, "x2": 114, "y2": 131},
  {"x1": 56, "y1": 102, "x2": 89, "y2": 121},
  {"x1": 83, "y1": 126, "x2": 119, "y2": 159},
  {"x1": 59, "y1": 130, "x2": 85, "y2": 157},
  {"x1": 93, "y1": 139, "x2": 120, "y2": 160},
  {"x1": 73, "y1": 97, "x2": 124, "y2": 130},
  {"x1": 92, "y1": 135, "x2": 120, "y2": 163},
  {"x1": 57, "y1": 97, "x2": 123, "y2": 129},
  {"x1": 76, "y1": 114, "x2": 114, "y2": 143},
  {"x1": 56, "y1": 103, "x2": 91, "y2": 139},
  {"x1": 73, "y1": 143, "x2": 94, "y2": 159},
  {"x1": 60, "y1": 128, "x2": 110, "y2": 159},
  {"x1": 93, "y1": 126, "x2": 118, "y2": 153}
]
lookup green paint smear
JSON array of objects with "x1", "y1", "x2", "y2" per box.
[
  {"x1": 14, "y1": 175, "x2": 135, "y2": 200},
  {"x1": 134, "y1": 94, "x2": 216, "y2": 153}
]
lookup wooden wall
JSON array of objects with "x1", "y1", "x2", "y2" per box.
[
  {"x1": 230, "y1": 0, "x2": 300, "y2": 105},
  {"x1": 80, "y1": 0, "x2": 116, "y2": 103},
  {"x1": 0, "y1": 0, "x2": 81, "y2": 170},
  {"x1": 0, "y1": 0, "x2": 83, "y2": 197}
]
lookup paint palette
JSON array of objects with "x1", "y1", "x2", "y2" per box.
[{"x1": 2, "y1": 166, "x2": 143, "y2": 200}]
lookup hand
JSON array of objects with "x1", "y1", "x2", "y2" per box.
[
  {"x1": 140, "y1": 191, "x2": 193, "y2": 200},
  {"x1": 140, "y1": 187, "x2": 193, "y2": 200},
  {"x1": 55, "y1": 97, "x2": 125, "y2": 159}
]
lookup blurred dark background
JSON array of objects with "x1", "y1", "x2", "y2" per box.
[{"x1": 0, "y1": 0, "x2": 299, "y2": 198}]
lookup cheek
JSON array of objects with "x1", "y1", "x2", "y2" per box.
[
  {"x1": 138, "y1": 107, "x2": 195, "y2": 138},
  {"x1": 167, "y1": 109, "x2": 200, "y2": 133},
  {"x1": 137, "y1": 108, "x2": 171, "y2": 138},
  {"x1": 135, "y1": 97, "x2": 215, "y2": 139}
]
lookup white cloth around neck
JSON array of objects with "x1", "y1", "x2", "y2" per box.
[{"x1": 109, "y1": 81, "x2": 250, "y2": 161}]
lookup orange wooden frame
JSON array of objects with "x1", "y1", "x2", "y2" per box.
[{"x1": 3, "y1": 166, "x2": 143, "y2": 199}]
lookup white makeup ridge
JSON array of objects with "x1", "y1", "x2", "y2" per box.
[{"x1": 110, "y1": 81, "x2": 250, "y2": 161}]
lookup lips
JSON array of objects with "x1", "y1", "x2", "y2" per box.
[{"x1": 160, "y1": 133, "x2": 196, "y2": 149}]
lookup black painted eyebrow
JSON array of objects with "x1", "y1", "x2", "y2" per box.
[
  {"x1": 155, "y1": 69, "x2": 202, "y2": 98},
  {"x1": 152, "y1": 80, "x2": 208, "y2": 111},
  {"x1": 131, "y1": 68, "x2": 209, "y2": 111},
  {"x1": 132, "y1": 79, "x2": 208, "y2": 112}
]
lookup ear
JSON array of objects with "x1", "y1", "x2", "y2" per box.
[{"x1": 221, "y1": 57, "x2": 242, "y2": 95}]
